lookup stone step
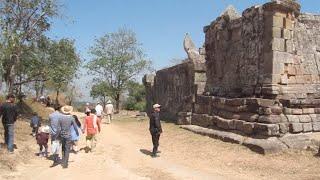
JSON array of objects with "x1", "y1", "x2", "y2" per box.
[{"x1": 180, "y1": 125, "x2": 289, "y2": 154}]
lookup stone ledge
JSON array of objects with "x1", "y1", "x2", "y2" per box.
[{"x1": 180, "y1": 125, "x2": 288, "y2": 154}]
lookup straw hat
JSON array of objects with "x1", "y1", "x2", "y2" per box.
[
  {"x1": 41, "y1": 125, "x2": 50, "y2": 133},
  {"x1": 153, "y1": 104, "x2": 161, "y2": 109},
  {"x1": 61, "y1": 105, "x2": 73, "y2": 115}
]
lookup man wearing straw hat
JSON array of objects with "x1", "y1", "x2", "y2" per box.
[
  {"x1": 104, "y1": 100, "x2": 114, "y2": 124},
  {"x1": 149, "y1": 104, "x2": 162, "y2": 158},
  {"x1": 57, "y1": 105, "x2": 79, "y2": 169}
]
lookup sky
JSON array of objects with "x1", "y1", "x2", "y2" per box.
[{"x1": 47, "y1": 0, "x2": 320, "y2": 101}]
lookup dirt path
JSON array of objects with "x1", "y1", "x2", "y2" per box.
[
  {"x1": 5, "y1": 117, "x2": 227, "y2": 180},
  {"x1": 3, "y1": 114, "x2": 320, "y2": 180}
]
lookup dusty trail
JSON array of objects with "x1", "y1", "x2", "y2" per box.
[
  {"x1": 7, "y1": 116, "x2": 227, "y2": 180},
  {"x1": 3, "y1": 114, "x2": 320, "y2": 180}
]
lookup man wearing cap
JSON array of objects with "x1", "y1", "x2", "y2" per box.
[
  {"x1": 56, "y1": 105, "x2": 79, "y2": 169},
  {"x1": 149, "y1": 104, "x2": 162, "y2": 158}
]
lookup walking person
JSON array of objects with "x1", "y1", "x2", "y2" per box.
[
  {"x1": 49, "y1": 104, "x2": 62, "y2": 167},
  {"x1": 95, "y1": 102, "x2": 103, "y2": 124},
  {"x1": 36, "y1": 125, "x2": 50, "y2": 157},
  {"x1": 85, "y1": 102, "x2": 91, "y2": 115},
  {"x1": 57, "y1": 105, "x2": 79, "y2": 169},
  {"x1": 0, "y1": 94, "x2": 18, "y2": 153},
  {"x1": 70, "y1": 115, "x2": 81, "y2": 153},
  {"x1": 104, "y1": 100, "x2": 114, "y2": 124},
  {"x1": 149, "y1": 104, "x2": 162, "y2": 158},
  {"x1": 30, "y1": 112, "x2": 41, "y2": 137},
  {"x1": 82, "y1": 109, "x2": 100, "y2": 153}
]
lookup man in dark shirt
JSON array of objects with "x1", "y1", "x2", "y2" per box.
[
  {"x1": 0, "y1": 94, "x2": 18, "y2": 153},
  {"x1": 149, "y1": 104, "x2": 162, "y2": 158},
  {"x1": 56, "y1": 105, "x2": 79, "y2": 169}
]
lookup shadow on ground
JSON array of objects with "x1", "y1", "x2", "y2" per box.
[{"x1": 140, "y1": 149, "x2": 153, "y2": 156}]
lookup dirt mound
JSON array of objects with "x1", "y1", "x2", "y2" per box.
[{"x1": 0, "y1": 100, "x2": 53, "y2": 173}]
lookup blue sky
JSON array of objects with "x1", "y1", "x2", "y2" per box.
[{"x1": 47, "y1": 0, "x2": 320, "y2": 100}]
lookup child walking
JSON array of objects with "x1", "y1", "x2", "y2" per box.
[
  {"x1": 30, "y1": 113, "x2": 41, "y2": 136},
  {"x1": 36, "y1": 125, "x2": 50, "y2": 157}
]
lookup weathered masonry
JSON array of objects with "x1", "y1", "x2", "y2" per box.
[{"x1": 144, "y1": 0, "x2": 320, "y2": 152}]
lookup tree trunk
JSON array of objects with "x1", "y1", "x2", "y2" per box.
[
  {"x1": 35, "y1": 81, "x2": 40, "y2": 100},
  {"x1": 40, "y1": 81, "x2": 45, "y2": 96},
  {"x1": 115, "y1": 93, "x2": 120, "y2": 113},
  {"x1": 56, "y1": 89, "x2": 60, "y2": 105},
  {"x1": 103, "y1": 95, "x2": 106, "y2": 110}
]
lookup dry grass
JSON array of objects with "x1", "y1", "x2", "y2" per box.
[{"x1": 0, "y1": 100, "x2": 52, "y2": 173}]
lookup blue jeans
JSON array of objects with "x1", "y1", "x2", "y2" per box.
[
  {"x1": 61, "y1": 138, "x2": 71, "y2": 167},
  {"x1": 3, "y1": 123, "x2": 14, "y2": 152}
]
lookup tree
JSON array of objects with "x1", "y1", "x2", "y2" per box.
[
  {"x1": 65, "y1": 84, "x2": 83, "y2": 106},
  {"x1": 124, "y1": 81, "x2": 146, "y2": 111},
  {"x1": 46, "y1": 39, "x2": 80, "y2": 104},
  {"x1": 18, "y1": 36, "x2": 51, "y2": 98},
  {"x1": 0, "y1": 0, "x2": 59, "y2": 93},
  {"x1": 90, "y1": 81, "x2": 111, "y2": 108},
  {"x1": 86, "y1": 27, "x2": 152, "y2": 112}
]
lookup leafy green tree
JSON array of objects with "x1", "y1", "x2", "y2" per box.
[
  {"x1": 46, "y1": 39, "x2": 80, "y2": 104},
  {"x1": 124, "y1": 81, "x2": 146, "y2": 111},
  {"x1": 86, "y1": 27, "x2": 152, "y2": 112},
  {"x1": 90, "y1": 81, "x2": 111, "y2": 108},
  {"x1": 18, "y1": 36, "x2": 51, "y2": 98},
  {"x1": 0, "y1": 0, "x2": 59, "y2": 93}
]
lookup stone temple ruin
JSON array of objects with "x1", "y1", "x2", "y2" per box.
[{"x1": 144, "y1": 0, "x2": 320, "y2": 153}]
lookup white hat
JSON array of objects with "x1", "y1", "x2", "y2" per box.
[
  {"x1": 153, "y1": 104, "x2": 161, "y2": 109},
  {"x1": 86, "y1": 102, "x2": 90, "y2": 106},
  {"x1": 107, "y1": 100, "x2": 112, "y2": 104},
  {"x1": 41, "y1": 125, "x2": 50, "y2": 133},
  {"x1": 61, "y1": 105, "x2": 73, "y2": 115}
]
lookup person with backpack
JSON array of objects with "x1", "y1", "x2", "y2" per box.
[{"x1": 82, "y1": 109, "x2": 100, "y2": 153}]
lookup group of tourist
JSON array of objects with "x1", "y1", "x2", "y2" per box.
[
  {"x1": 0, "y1": 93, "x2": 163, "y2": 170},
  {"x1": 0, "y1": 93, "x2": 115, "y2": 169},
  {"x1": 45, "y1": 101, "x2": 114, "y2": 168}
]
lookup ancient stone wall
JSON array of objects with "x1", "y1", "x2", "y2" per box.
[
  {"x1": 144, "y1": 0, "x2": 320, "y2": 139},
  {"x1": 192, "y1": 0, "x2": 320, "y2": 137},
  {"x1": 204, "y1": 5, "x2": 266, "y2": 97},
  {"x1": 144, "y1": 62, "x2": 195, "y2": 121}
]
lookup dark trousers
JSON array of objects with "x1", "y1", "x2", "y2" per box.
[
  {"x1": 3, "y1": 123, "x2": 14, "y2": 152},
  {"x1": 151, "y1": 133, "x2": 160, "y2": 155},
  {"x1": 32, "y1": 126, "x2": 39, "y2": 134},
  {"x1": 61, "y1": 138, "x2": 71, "y2": 167},
  {"x1": 39, "y1": 144, "x2": 48, "y2": 153}
]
